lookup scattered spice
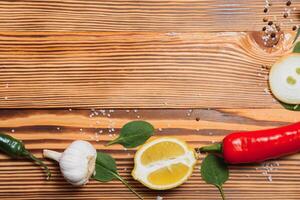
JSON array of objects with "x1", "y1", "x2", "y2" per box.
[
  {"x1": 263, "y1": 17, "x2": 268, "y2": 22},
  {"x1": 286, "y1": 0, "x2": 291, "y2": 6},
  {"x1": 270, "y1": 32, "x2": 276, "y2": 38},
  {"x1": 156, "y1": 196, "x2": 163, "y2": 200},
  {"x1": 293, "y1": 25, "x2": 297, "y2": 31}
]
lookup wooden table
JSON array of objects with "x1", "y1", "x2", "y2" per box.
[{"x1": 0, "y1": 0, "x2": 300, "y2": 199}]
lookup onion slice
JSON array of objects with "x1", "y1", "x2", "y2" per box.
[{"x1": 269, "y1": 53, "x2": 300, "y2": 104}]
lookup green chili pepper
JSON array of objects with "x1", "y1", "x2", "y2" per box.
[{"x1": 0, "y1": 133, "x2": 51, "y2": 179}]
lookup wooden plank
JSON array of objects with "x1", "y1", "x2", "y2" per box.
[
  {"x1": 0, "y1": 108, "x2": 299, "y2": 199},
  {"x1": 0, "y1": 31, "x2": 297, "y2": 108},
  {"x1": 0, "y1": 0, "x2": 298, "y2": 32}
]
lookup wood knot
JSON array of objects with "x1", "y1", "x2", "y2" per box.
[{"x1": 251, "y1": 31, "x2": 284, "y2": 52}]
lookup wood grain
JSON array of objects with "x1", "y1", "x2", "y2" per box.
[
  {"x1": 0, "y1": 108, "x2": 299, "y2": 199},
  {"x1": 0, "y1": 31, "x2": 297, "y2": 108},
  {"x1": 0, "y1": 0, "x2": 298, "y2": 32}
]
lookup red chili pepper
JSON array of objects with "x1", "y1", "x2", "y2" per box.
[{"x1": 199, "y1": 122, "x2": 300, "y2": 164}]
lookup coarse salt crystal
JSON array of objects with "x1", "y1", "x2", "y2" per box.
[{"x1": 156, "y1": 196, "x2": 163, "y2": 200}]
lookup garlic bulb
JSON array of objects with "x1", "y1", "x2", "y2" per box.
[{"x1": 43, "y1": 140, "x2": 97, "y2": 186}]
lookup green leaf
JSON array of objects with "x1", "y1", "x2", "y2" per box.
[
  {"x1": 293, "y1": 28, "x2": 300, "y2": 44},
  {"x1": 106, "y1": 121, "x2": 154, "y2": 148},
  {"x1": 201, "y1": 154, "x2": 229, "y2": 200},
  {"x1": 293, "y1": 42, "x2": 300, "y2": 53},
  {"x1": 93, "y1": 152, "x2": 117, "y2": 182},
  {"x1": 93, "y1": 152, "x2": 143, "y2": 199},
  {"x1": 279, "y1": 101, "x2": 300, "y2": 111}
]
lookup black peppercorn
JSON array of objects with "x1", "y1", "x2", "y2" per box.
[
  {"x1": 283, "y1": 13, "x2": 288, "y2": 18},
  {"x1": 286, "y1": 1, "x2": 291, "y2": 6},
  {"x1": 264, "y1": 8, "x2": 268, "y2": 13},
  {"x1": 268, "y1": 21, "x2": 273, "y2": 26},
  {"x1": 293, "y1": 26, "x2": 297, "y2": 31},
  {"x1": 270, "y1": 32, "x2": 276, "y2": 38},
  {"x1": 262, "y1": 26, "x2": 267, "y2": 31}
]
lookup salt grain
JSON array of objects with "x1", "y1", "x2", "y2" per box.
[
  {"x1": 11, "y1": 129, "x2": 15, "y2": 133},
  {"x1": 267, "y1": 175, "x2": 273, "y2": 182},
  {"x1": 156, "y1": 196, "x2": 163, "y2": 200},
  {"x1": 264, "y1": 88, "x2": 271, "y2": 95}
]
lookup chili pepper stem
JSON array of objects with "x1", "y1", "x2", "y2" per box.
[
  {"x1": 198, "y1": 143, "x2": 222, "y2": 154},
  {"x1": 23, "y1": 150, "x2": 51, "y2": 180}
]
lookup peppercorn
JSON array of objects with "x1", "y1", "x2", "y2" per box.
[
  {"x1": 271, "y1": 32, "x2": 276, "y2": 38},
  {"x1": 293, "y1": 26, "x2": 297, "y2": 31},
  {"x1": 268, "y1": 21, "x2": 273, "y2": 26},
  {"x1": 286, "y1": 1, "x2": 291, "y2": 6},
  {"x1": 275, "y1": 25, "x2": 281, "y2": 31},
  {"x1": 263, "y1": 17, "x2": 268, "y2": 22},
  {"x1": 263, "y1": 8, "x2": 268, "y2": 13},
  {"x1": 262, "y1": 26, "x2": 267, "y2": 31},
  {"x1": 196, "y1": 117, "x2": 200, "y2": 121},
  {"x1": 283, "y1": 13, "x2": 289, "y2": 18}
]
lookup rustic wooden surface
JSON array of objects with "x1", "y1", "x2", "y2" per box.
[
  {"x1": 0, "y1": 31, "x2": 298, "y2": 108},
  {"x1": 0, "y1": 0, "x2": 299, "y2": 32},
  {"x1": 0, "y1": 0, "x2": 300, "y2": 199},
  {"x1": 0, "y1": 109, "x2": 300, "y2": 200},
  {"x1": 0, "y1": 0, "x2": 298, "y2": 108}
]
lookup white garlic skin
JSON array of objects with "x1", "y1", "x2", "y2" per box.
[
  {"x1": 43, "y1": 140, "x2": 97, "y2": 186},
  {"x1": 60, "y1": 140, "x2": 97, "y2": 186}
]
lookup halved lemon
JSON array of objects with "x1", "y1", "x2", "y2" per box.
[{"x1": 131, "y1": 137, "x2": 197, "y2": 190}]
